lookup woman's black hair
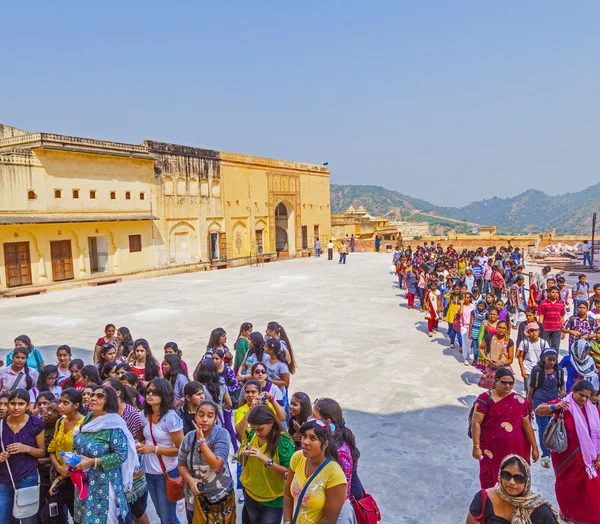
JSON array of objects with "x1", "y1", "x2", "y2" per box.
[
  {"x1": 267, "y1": 321, "x2": 297, "y2": 374},
  {"x1": 143, "y1": 378, "x2": 174, "y2": 420},
  {"x1": 121, "y1": 371, "x2": 145, "y2": 398},
  {"x1": 97, "y1": 344, "x2": 116, "y2": 370},
  {"x1": 127, "y1": 386, "x2": 142, "y2": 409},
  {"x1": 248, "y1": 404, "x2": 288, "y2": 457},
  {"x1": 37, "y1": 364, "x2": 59, "y2": 392},
  {"x1": 62, "y1": 359, "x2": 85, "y2": 389},
  {"x1": 500, "y1": 455, "x2": 527, "y2": 476},
  {"x1": 240, "y1": 379, "x2": 261, "y2": 406},
  {"x1": 265, "y1": 338, "x2": 288, "y2": 365},
  {"x1": 573, "y1": 379, "x2": 594, "y2": 393},
  {"x1": 494, "y1": 367, "x2": 514, "y2": 382},
  {"x1": 164, "y1": 341, "x2": 182, "y2": 358},
  {"x1": 487, "y1": 307, "x2": 499, "y2": 315},
  {"x1": 88, "y1": 386, "x2": 119, "y2": 415},
  {"x1": 101, "y1": 361, "x2": 119, "y2": 381},
  {"x1": 8, "y1": 389, "x2": 30, "y2": 405},
  {"x1": 56, "y1": 345, "x2": 72, "y2": 356},
  {"x1": 290, "y1": 392, "x2": 312, "y2": 426},
  {"x1": 115, "y1": 362, "x2": 131, "y2": 374},
  {"x1": 164, "y1": 354, "x2": 189, "y2": 384},
  {"x1": 14, "y1": 335, "x2": 33, "y2": 351},
  {"x1": 117, "y1": 327, "x2": 134, "y2": 358},
  {"x1": 11, "y1": 346, "x2": 34, "y2": 390},
  {"x1": 299, "y1": 419, "x2": 339, "y2": 462},
  {"x1": 247, "y1": 332, "x2": 265, "y2": 361},
  {"x1": 133, "y1": 339, "x2": 160, "y2": 382},
  {"x1": 314, "y1": 397, "x2": 360, "y2": 465},
  {"x1": 207, "y1": 328, "x2": 226, "y2": 350},
  {"x1": 81, "y1": 365, "x2": 101, "y2": 385},
  {"x1": 234, "y1": 322, "x2": 253, "y2": 351},
  {"x1": 496, "y1": 320, "x2": 509, "y2": 329},
  {"x1": 60, "y1": 388, "x2": 85, "y2": 414},
  {"x1": 196, "y1": 399, "x2": 219, "y2": 416},
  {"x1": 194, "y1": 358, "x2": 222, "y2": 403},
  {"x1": 103, "y1": 378, "x2": 135, "y2": 406},
  {"x1": 36, "y1": 391, "x2": 55, "y2": 405}
]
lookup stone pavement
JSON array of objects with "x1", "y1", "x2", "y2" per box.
[{"x1": 0, "y1": 253, "x2": 561, "y2": 523}]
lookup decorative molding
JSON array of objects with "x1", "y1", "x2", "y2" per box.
[{"x1": 266, "y1": 171, "x2": 302, "y2": 253}]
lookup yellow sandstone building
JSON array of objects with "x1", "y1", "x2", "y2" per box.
[{"x1": 0, "y1": 124, "x2": 330, "y2": 291}]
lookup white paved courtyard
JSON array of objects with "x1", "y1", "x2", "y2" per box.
[{"x1": 0, "y1": 252, "x2": 559, "y2": 523}]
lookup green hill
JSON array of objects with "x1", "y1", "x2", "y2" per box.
[{"x1": 331, "y1": 184, "x2": 600, "y2": 235}]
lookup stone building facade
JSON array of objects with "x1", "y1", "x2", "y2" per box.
[{"x1": 0, "y1": 125, "x2": 330, "y2": 291}]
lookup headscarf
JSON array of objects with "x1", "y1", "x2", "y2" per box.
[
  {"x1": 494, "y1": 454, "x2": 560, "y2": 523},
  {"x1": 565, "y1": 391, "x2": 600, "y2": 479},
  {"x1": 473, "y1": 305, "x2": 488, "y2": 324},
  {"x1": 73, "y1": 412, "x2": 139, "y2": 493},
  {"x1": 571, "y1": 340, "x2": 600, "y2": 389}
]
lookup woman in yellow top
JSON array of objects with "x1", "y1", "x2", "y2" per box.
[
  {"x1": 238, "y1": 404, "x2": 295, "y2": 523},
  {"x1": 444, "y1": 284, "x2": 463, "y2": 349},
  {"x1": 45, "y1": 388, "x2": 85, "y2": 522},
  {"x1": 284, "y1": 419, "x2": 347, "y2": 524}
]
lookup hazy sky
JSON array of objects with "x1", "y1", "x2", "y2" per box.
[{"x1": 3, "y1": 2, "x2": 599, "y2": 206}]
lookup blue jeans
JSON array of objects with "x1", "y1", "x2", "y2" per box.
[
  {"x1": 583, "y1": 252, "x2": 592, "y2": 267},
  {"x1": 315, "y1": 248, "x2": 321, "y2": 257},
  {"x1": 398, "y1": 273, "x2": 404, "y2": 288},
  {"x1": 146, "y1": 469, "x2": 181, "y2": 524},
  {"x1": 242, "y1": 493, "x2": 283, "y2": 524},
  {"x1": 416, "y1": 287, "x2": 425, "y2": 309},
  {"x1": 536, "y1": 413, "x2": 551, "y2": 458},
  {"x1": 447, "y1": 322, "x2": 462, "y2": 346},
  {"x1": 0, "y1": 473, "x2": 39, "y2": 524}
]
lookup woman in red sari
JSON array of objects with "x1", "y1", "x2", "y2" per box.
[
  {"x1": 535, "y1": 379, "x2": 600, "y2": 523},
  {"x1": 424, "y1": 281, "x2": 442, "y2": 337},
  {"x1": 471, "y1": 367, "x2": 540, "y2": 489}
]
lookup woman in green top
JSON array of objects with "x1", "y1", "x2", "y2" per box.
[
  {"x1": 233, "y1": 322, "x2": 253, "y2": 374},
  {"x1": 239, "y1": 404, "x2": 295, "y2": 524}
]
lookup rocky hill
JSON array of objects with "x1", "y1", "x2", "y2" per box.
[{"x1": 330, "y1": 183, "x2": 600, "y2": 235}]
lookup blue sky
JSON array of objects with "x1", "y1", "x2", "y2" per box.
[{"x1": 3, "y1": 1, "x2": 599, "y2": 206}]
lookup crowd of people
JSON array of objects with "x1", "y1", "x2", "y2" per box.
[
  {"x1": 0, "y1": 322, "x2": 375, "y2": 524},
  {"x1": 394, "y1": 242, "x2": 600, "y2": 523}
]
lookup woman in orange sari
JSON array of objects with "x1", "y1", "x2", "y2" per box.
[
  {"x1": 471, "y1": 367, "x2": 540, "y2": 489},
  {"x1": 535, "y1": 379, "x2": 600, "y2": 523}
]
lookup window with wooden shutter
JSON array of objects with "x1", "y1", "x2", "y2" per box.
[{"x1": 129, "y1": 235, "x2": 142, "y2": 253}]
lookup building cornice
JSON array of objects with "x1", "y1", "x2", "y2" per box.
[
  {"x1": 0, "y1": 133, "x2": 152, "y2": 160},
  {"x1": 220, "y1": 151, "x2": 329, "y2": 176}
]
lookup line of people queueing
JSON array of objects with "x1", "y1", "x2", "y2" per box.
[
  {"x1": 0, "y1": 321, "x2": 371, "y2": 524},
  {"x1": 394, "y1": 242, "x2": 600, "y2": 524}
]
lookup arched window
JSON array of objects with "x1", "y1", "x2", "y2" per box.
[
  {"x1": 176, "y1": 178, "x2": 186, "y2": 196},
  {"x1": 211, "y1": 180, "x2": 220, "y2": 198},
  {"x1": 276, "y1": 203, "x2": 287, "y2": 216}
]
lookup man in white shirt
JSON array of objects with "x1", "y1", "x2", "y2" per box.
[
  {"x1": 582, "y1": 240, "x2": 592, "y2": 268},
  {"x1": 327, "y1": 240, "x2": 334, "y2": 261},
  {"x1": 517, "y1": 322, "x2": 550, "y2": 395}
]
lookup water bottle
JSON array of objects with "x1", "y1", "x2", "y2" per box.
[{"x1": 60, "y1": 451, "x2": 81, "y2": 467}]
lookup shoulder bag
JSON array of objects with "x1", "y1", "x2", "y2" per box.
[
  {"x1": 350, "y1": 491, "x2": 381, "y2": 524},
  {"x1": 10, "y1": 372, "x2": 24, "y2": 391},
  {"x1": 149, "y1": 419, "x2": 185, "y2": 502},
  {"x1": 0, "y1": 419, "x2": 40, "y2": 519},
  {"x1": 542, "y1": 410, "x2": 568, "y2": 453},
  {"x1": 292, "y1": 458, "x2": 331, "y2": 524}
]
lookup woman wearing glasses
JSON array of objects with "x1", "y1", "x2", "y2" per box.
[
  {"x1": 72, "y1": 386, "x2": 139, "y2": 524},
  {"x1": 471, "y1": 368, "x2": 539, "y2": 489},
  {"x1": 138, "y1": 378, "x2": 184, "y2": 524},
  {"x1": 535, "y1": 379, "x2": 600, "y2": 523},
  {"x1": 466, "y1": 454, "x2": 559, "y2": 523},
  {"x1": 251, "y1": 362, "x2": 283, "y2": 404}
]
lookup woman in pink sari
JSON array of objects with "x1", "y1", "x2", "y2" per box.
[
  {"x1": 535, "y1": 379, "x2": 600, "y2": 523},
  {"x1": 471, "y1": 367, "x2": 539, "y2": 489}
]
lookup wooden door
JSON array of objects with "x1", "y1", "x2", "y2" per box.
[
  {"x1": 4, "y1": 242, "x2": 32, "y2": 287},
  {"x1": 219, "y1": 232, "x2": 228, "y2": 260},
  {"x1": 50, "y1": 240, "x2": 74, "y2": 281}
]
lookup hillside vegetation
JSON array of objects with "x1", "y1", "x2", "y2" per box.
[{"x1": 330, "y1": 184, "x2": 600, "y2": 235}]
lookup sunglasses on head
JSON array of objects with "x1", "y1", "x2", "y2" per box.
[{"x1": 500, "y1": 470, "x2": 526, "y2": 484}]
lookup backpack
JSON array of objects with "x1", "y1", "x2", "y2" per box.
[
  {"x1": 468, "y1": 391, "x2": 491, "y2": 438},
  {"x1": 530, "y1": 364, "x2": 564, "y2": 391},
  {"x1": 521, "y1": 338, "x2": 549, "y2": 358}
]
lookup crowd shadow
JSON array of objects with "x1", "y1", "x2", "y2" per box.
[{"x1": 342, "y1": 405, "x2": 558, "y2": 524}]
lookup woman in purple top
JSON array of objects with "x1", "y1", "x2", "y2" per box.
[{"x1": 0, "y1": 389, "x2": 46, "y2": 524}]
